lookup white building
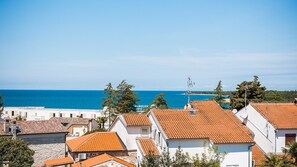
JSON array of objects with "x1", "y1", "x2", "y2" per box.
[
  {"x1": 2, "y1": 107, "x2": 103, "y2": 121},
  {"x1": 111, "y1": 101, "x2": 255, "y2": 167},
  {"x1": 234, "y1": 102, "x2": 297, "y2": 154},
  {"x1": 109, "y1": 114, "x2": 151, "y2": 151}
]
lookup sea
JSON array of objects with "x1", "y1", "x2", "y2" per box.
[{"x1": 0, "y1": 90, "x2": 217, "y2": 110}]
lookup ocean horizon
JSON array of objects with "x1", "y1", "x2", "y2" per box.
[{"x1": 0, "y1": 89, "x2": 217, "y2": 110}]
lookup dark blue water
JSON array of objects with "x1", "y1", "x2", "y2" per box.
[{"x1": 0, "y1": 90, "x2": 216, "y2": 109}]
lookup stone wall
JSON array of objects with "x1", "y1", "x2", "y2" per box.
[{"x1": 29, "y1": 143, "x2": 65, "y2": 167}]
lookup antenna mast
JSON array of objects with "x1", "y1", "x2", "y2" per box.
[{"x1": 187, "y1": 77, "x2": 195, "y2": 104}]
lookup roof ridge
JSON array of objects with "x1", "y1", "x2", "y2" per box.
[{"x1": 72, "y1": 132, "x2": 98, "y2": 151}]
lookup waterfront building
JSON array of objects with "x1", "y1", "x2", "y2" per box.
[{"x1": 2, "y1": 106, "x2": 103, "y2": 121}]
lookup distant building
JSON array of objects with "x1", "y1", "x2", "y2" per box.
[
  {"x1": 2, "y1": 107, "x2": 103, "y2": 121},
  {"x1": 66, "y1": 132, "x2": 128, "y2": 161},
  {"x1": 0, "y1": 119, "x2": 68, "y2": 166},
  {"x1": 109, "y1": 114, "x2": 151, "y2": 151},
  {"x1": 234, "y1": 102, "x2": 297, "y2": 154},
  {"x1": 50, "y1": 117, "x2": 98, "y2": 137}
]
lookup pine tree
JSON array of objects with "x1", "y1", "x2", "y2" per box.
[
  {"x1": 102, "y1": 83, "x2": 117, "y2": 126},
  {"x1": 115, "y1": 80, "x2": 139, "y2": 113},
  {"x1": 151, "y1": 93, "x2": 169, "y2": 109},
  {"x1": 230, "y1": 76, "x2": 266, "y2": 110},
  {"x1": 214, "y1": 81, "x2": 224, "y2": 105},
  {"x1": 0, "y1": 137, "x2": 34, "y2": 166}
]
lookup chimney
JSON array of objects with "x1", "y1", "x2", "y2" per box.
[
  {"x1": 3, "y1": 119, "x2": 10, "y2": 133},
  {"x1": 12, "y1": 120, "x2": 17, "y2": 140}
]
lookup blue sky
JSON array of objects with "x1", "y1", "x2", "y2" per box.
[{"x1": 0, "y1": 0, "x2": 297, "y2": 91}]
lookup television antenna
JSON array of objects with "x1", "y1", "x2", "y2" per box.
[{"x1": 187, "y1": 77, "x2": 195, "y2": 104}]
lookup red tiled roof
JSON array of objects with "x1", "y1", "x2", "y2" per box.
[
  {"x1": 122, "y1": 114, "x2": 151, "y2": 126},
  {"x1": 0, "y1": 120, "x2": 68, "y2": 136},
  {"x1": 50, "y1": 117, "x2": 91, "y2": 129},
  {"x1": 252, "y1": 103, "x2": 297, "y2": 129},
  {"x1": 224, "y1": 110, "x2": 254, "y2": 138},
  {"x1": 66, "y1": 132, "x2": 125, "y2": 152},
  {"x1": 137, "y1": 138, "x2": 160, "y2": 156},
  {"x1": 151, "y1": 101, "x2": 254, "y2": 144},
  {"x1": 72, "y1": 153, "x2": 135, "y2": 167},
  {"x1": 44, "y1": 157, "x2": 73, "y2": 167},
  {"x1": 252, "y1": 145, "x2": 266, "y2": 166}
]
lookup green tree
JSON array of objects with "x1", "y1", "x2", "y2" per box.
[
  {"x1": 261, "y1": 153, "x2": 293, "y2": 167},
  {"x1": 102, "y1": 83, "x2": 117, "y2": 126},
  {"x1": 264, "y1": 90, "x2": 284, "y2": 102},
  {"x1": 115, "y1": 80, "x2": 139, "y2": 113},
  {"x1": 159, "y1": 148, "x2": 171, "y2": 167},
  {"x1": 0, "y1": 96, "x2": 3, "y2": 116},
  {"x1": 192, "y1": 145, "x2": 226, "y2": 167},
  {"x1": 0, "y1": 137, "x2": 34, "y2": 167},
  {"x1": 230, "y1": 76, "x2": 266, "y2": 110},
  {"x1": 141, "y1": 150, "x2": 159, "y2": 167},
  {"x1": 172, "y1": 146, "x2": 190, "y2": 167},
  {"x1": 97, "y1": 116, "x2": 108, "y2": 129},
  {"x1": 282, "y1": 142, "x2": 297, "y2": 166},
  {"x1": 151, "y1": 93, "x2": 169, "y2": 109},
  {"x1": 214, "y1": 81, "x2": 224, "y2": 105}
]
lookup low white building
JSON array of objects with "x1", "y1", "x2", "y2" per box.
[
  {"x1": 234, "y1": 102, "x2": 297, "y2": 154},
  {"x1": 2, "y1": 107, "x2": 103, "y2": 121},
  {"x1": 109, "y1": 114, "x2": 151, "y2": 151}
]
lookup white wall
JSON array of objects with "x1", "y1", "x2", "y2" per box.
[
  {"x1": 276, "y1": 129, "x2": 297, "y2": 153},
  {"x1": 217, "y1": 144, "x2": 252, "y2": 167},
  {"x1": 109, "y1": 117, "x2": 150, "y2": 151},
  {"x1": 3, "y1": 107, "x2": 102, "y2": 121},
  {"x1": 236, "y1": 105, "x2": 276, "y2": 153},
  {"x1": 168, "y1": 139, "x2": 209, "y2": 158}
]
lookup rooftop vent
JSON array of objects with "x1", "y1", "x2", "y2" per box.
[{"x1": 189, "y1": 110, "x2": 196, "y2": 115}]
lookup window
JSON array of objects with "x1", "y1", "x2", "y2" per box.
[
  {"x1": 158, "y1": 132, "x2": 161, "y2": 145},
  {"x1": 70, "y1": 114, "x2": 73, "y2": 118},
  {"x1": 81, "y1": 114, "x2": 83, "y2": 118},
  {"x1": 285, "y1": 134, "x2": 296, "y2": 146},
  {"x1": 141, "y1": 128, "x2": 148, "y2": 136},
  {"x1": 11, "y1": 111, "x2": 14, "y2": 116},
  {"x1": 53, "y1": 113, "x2": 56, "y2": 117},
  {"x1": 60, "y1": 113, "x2": 63, "y2": 117}
]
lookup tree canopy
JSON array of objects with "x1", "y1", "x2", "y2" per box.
[
  {"x1": 0, "y1": 137, "x2": 34, "y2": 167},
  {"x1": 141, "y1": 145, "x2": 226, "y2": 167},
  {"x1": 151, "y1": 93, "x2": 169, "y2": 109},
  {"x1": 101, "y1": 80, "x2": 139, "y2": 124},
  {"x1": 213, "y1": 81, "x2": 224, "y2": 106},
  {"x1": 230, "y1": 76, "x2": 266, "y2": 110}
]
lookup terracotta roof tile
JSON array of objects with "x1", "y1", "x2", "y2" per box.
[
  {"x1": 122, "y1": 114, "x2": 151, "y2": 126},
  {"x1": 151, "y1": 101, "x2": 254, "y2": 144},
  {"x1": 224, "y1": 110, "x2": 254, "y2": 138},
  {"x1": 44, "y1": 157, "x2": 73, "y2": 167},
  {"x1": 252, "y1": 145, "x2": 266, "y2": 166},
  {"x1": 72, "y1": 153, "x2": 135, "y2": 167},
  {"x1": 0, "y1": 120, "x2": 68, "y2": 136},
  {"x1": 66, "y1": 132, "x2": 125, "y2": 152},
  {"x1": 137, "y1": 138, "x2": 160, "y2": 156},
  {"x1": 251, "y1": 103, "x2": 297, "y2": 129}
]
